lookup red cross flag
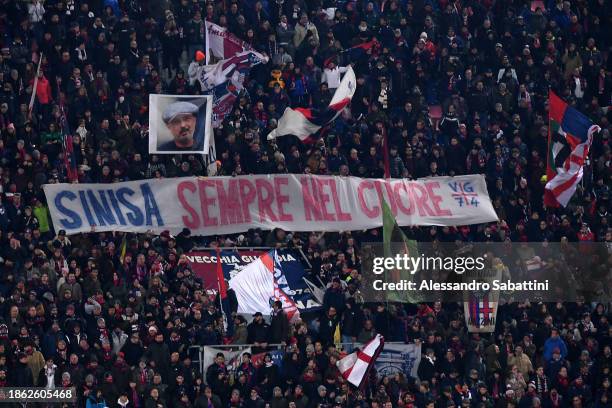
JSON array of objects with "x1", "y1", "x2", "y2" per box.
[{"x1": 337, "y1": 334, "x2": 384, "y2": 387}]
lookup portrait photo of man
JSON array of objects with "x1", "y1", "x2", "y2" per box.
[
  {"x1": 159, "y1": 101, "x2": 202, "y2": 151},
  {"x1": 149, "y1": 95, "x2": 213, "y2": 154}
]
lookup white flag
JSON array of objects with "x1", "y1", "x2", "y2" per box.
[
  {"x1": 268, "y1": 66, "x2": 356, "y2": 141},
  {"x1": 337, "y1": 334, "x2": 384, "y2": 387}
]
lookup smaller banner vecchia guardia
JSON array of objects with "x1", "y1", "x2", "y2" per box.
[{"x1": 186, "y1": 248, "x2": 321, "y2": 314}]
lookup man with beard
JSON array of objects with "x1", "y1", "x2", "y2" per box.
[{"x1": 158, "y1": 101, "x2": 203, "y2": 151}]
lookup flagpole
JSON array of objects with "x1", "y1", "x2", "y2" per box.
[
  {"x1": 545, "y1": 89, "x2": 552, "y2": 209},
  {"x1": 119, "y1": 233, "x2": 128, "y2": 264},
  {"x1": 28, "y1": 52, "x2": 43, "y2": 118},
  {"x1": 216, "y1": 247, "x2": 228, "y2": 334},
  {"x1": 382, "y1": 125, "x2": 390, "y2": 179},
  {"x1": 56, "y1": 76, "x2": 64, "y2": 181},
  {"x1": 355, "y1": 335, "x2": 385, "y2": 397},
  {"x1": 381, "y1": 199, "x2": 391, "y2": 336},
  {"x1": 205, "y1": 20, "x2": 211, "y2": 65},
  {"x1": 59, "y1": 102, "x2": 78, "y2": 183}
]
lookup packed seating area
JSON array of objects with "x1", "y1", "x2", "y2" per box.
[{"x1": 0, "y1": 0, "x2": 610, "y2": 407}]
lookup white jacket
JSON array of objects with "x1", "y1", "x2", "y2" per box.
[
  {"x1": 188, "y1": 61, "x2": 202, "y2": 87},
  {"x1": 322, "y1": 66, "x2": 348, "y2": 89}
]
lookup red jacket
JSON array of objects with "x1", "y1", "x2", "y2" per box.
[{"x1": 35, "y1": 75, "x2": 52, "y2": 104}]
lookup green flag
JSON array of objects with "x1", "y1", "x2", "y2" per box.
[{"x1": 382, "y1": 199, "x2": 422, "y2": 303}]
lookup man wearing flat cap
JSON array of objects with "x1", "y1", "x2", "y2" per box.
[{"x1": 158, "y1": 101, "x2": 203, "y2": 151}]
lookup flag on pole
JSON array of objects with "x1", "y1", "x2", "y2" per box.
[
  {"x1": 382, "y1": 199, "x2": 421, "y2": 303},
  {"x1": 337, "y1": 334, "x2": 384, "y2": 387},
  {"x1": 333, "y1": 323, "x2": 341, "y2": 346},
  {"x1": 119, "y1": 234, "x2": 128, "y2": 263},
  {"x1": 205, "y1": 21, "x2": 253, "y2": 65},
  {"x1": 267, "y1": 66, "x2": 356, "y2": 142},
  {"x1": 188, "y1": 50, "x2": 267, "y2": 170},
  {"x1": 464, "y1": 296, "x2": 497, "y2": 332},
  {"x1": 210, "y1": 81, "x2": 240, "y2": 127},
  {"x1": 463, "y1": 259, "x2": 502, "y2": 333},
  {"x1": 216, "y1": 248, "x2": 227, "y2": 300},
  {"x1": 346, "y1": 39, "x2": 379, "y2": 56},
  {"x1": 324, "y1": 39, "x2": 379, "y2": 67},
  {"x1": 545, "y1": 91, "x2": 600, "y2": 207},
  {"x1": 228, "y1": 249, "x2": 300, "y2": 322},
  {"x1": 189, "y1": 50, "x2": 268, "y2": 130},
  {"x1": 194, "y1": 50, "x2": 268, "y2": 92},
  {"x1": 60, "y1": 108, "x2": 78, "y2": 183},
  {"x1": 303, "y1": 277, "x2": 325, "y2": 304},
  {"x1": 216, "y1": 247, "x2": 228, "y2": 332}
]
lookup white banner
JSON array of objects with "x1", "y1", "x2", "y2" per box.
[
  {"x1": 375, "y1": 342, "x2": 421, "y2": 379},
  {"x1": 202, "y1": 346, "x2": 252, "y2": 384},
  {"x1": 43, "y1": 174, "x2": 498, "y2": 235}
]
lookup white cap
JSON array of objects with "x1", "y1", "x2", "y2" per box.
[{"x1": 162, "y1": 101, "x2": 198, "y2": 124}]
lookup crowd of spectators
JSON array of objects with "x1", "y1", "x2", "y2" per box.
[{"x1": 0, "y1": 0, "x2": 611, "y2": 407}]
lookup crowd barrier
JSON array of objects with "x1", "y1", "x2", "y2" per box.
[{"x1": 188, "y1": 342, "x2": 408, "y2": 376}]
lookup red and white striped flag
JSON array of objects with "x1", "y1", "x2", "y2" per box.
[
  {"x1": 268, "y1": 66, "x2": 356, "y2": 143},
  {"x1": 545, "y1": 91, "x2": 600, "y2": 207},
  {"x1": 337, "y1": 334, "x2": 384, "y2": 387},
  {"x1": 267, "y1": 66, "x2": 356, "y2": 142}
]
